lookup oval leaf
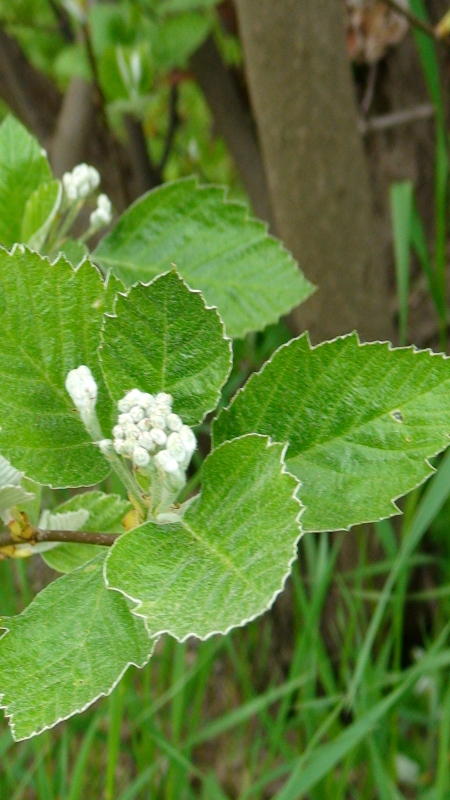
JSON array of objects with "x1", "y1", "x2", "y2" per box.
[
  {"x1": 105, "y1": 434, "x2": 302, "y2": 641},
  {"x1": 213, "y1": 334, "x2": 450, "y2": 532},
  {"x1": 94, "y1": 178, "x2": 314, "y2": 338},
  {"x1": 0, "y1": 116, "x2": 52, "y2": 248},
  {"x1": 0, "y1": 553, "x2": 154, "y2": 741},
  {"x1": 100, "y1": 270, "x2": 232, "y2": 425},
  {"x1": 0, "y1": 248, "x2": 113, "y2": 487}
]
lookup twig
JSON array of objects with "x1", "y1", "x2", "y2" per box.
[
  {"x1": 0, "y1": 527, "x2": 120, "y2": 549},
  {"x1": 379, "y1": 0, "x2": 439, "y2": 41},
  {"x1": 158, "y1": 84, "x2": 180, "y2": 174},
  {"x1": 358, "y1": 103, "x2": 435, "y2": 135}
]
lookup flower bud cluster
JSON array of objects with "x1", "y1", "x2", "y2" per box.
[
  {"x1": 62, "y1": 163, "x2": 100, "y2": 202},
  {"x1": 90, "y1": 193, "x2": 112, "y2": 229},
  {"x1": 112, "y1": 389, "x2": 196, "y2": 477}
]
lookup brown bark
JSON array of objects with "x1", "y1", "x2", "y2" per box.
[
  {"x1": 234, "y1": 0, "x2": 394, "y2": 343},
  {"x1": 191, "y1": 36, "x2": 276, "y2": 227}
]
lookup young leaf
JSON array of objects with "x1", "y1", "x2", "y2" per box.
[
  {"x1": 0, "y1": 553, "x2": 154, "y2": 741},
  {"x1": 21, "y1": 179, "x2": 62, "y2": 252},
  {"x1": 0, "y1": 116, "x2": 52, "y2": 248},
  {"x1": 42, "y1": 491, "x2": 131, "y2": 573},
  {"x1": 105, "y1": 435, "x2": 302, "y2": 641},
  {"x1": 94, "y1": 178, "x2": 314, "y2": 338},
  {"x1": 213, "y1": 334, "x2": 450, "y2": 532},
  {"x1": 0, "y1": 248, "x2": 113, "y2": 487},
  {"x1": 100, "y1": 271, "x2": 232, "y2": 425}
]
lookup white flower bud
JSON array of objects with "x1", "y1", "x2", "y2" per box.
[
  {"x1": 114, "y1": 439, "x2": 128, "y2": 455},
  {"x1": 137, "y1": 417, "x2": 151, "y2": 431},
  {"x1": 179, "y1": 425, "x2": 196, "y2": 457},
  {"x1": 129, "y1": 405, "x2": 145, "y2": 423},
  {"x1": 118, "y1": 413, "x2": 132, "y2": 425},
  {"x1": 122, "y1": 389, "x2": 142, "y2": 407},
  {"x1": 65, "y1": 365, "x2": 97, "y2": 411},
  {"x1": 133, "y1": 446, "x2": 150, "y2": 467},
  {"x1": 138, "y1": 432, "x2": 156, "y2": 452},
  {"x1": 90, "y1": 193, "x2": 112, "y2": 229},
  {"x1": 63, "y1": 163, "x2": 100, "y2": 202},
  {"x1": 123, "y1": 423, "x2": 139, "y2": 441},
  {"x1": 112, "y1": 424, "x2": 125, "y2": 439},
  {"x1": 149, "y1": 411, "x2": 166, "y2": 429},
  {"x1": 166, "y1": 432, "x2": 187, "y2": 463},
  {"x1": 150, "y1": 427, "x2": 167, "y2": 446},
  {"x1": 122, "y1": 439, "x2": 137, "y2": 456},
  {"x1": 154, "y1": 449, "x2": 179, "y2": 474},
  {"x1": 98, "y1": 439, "x2": 113, "y2": 455},
  {"x1": 166, "y1": 413, "x2": 183, "y2": 432},
  {"x1": 155, "y1": 392, "x2": 173, "y2": 407},
  {"x1": 138, "y1": 392, "x2": 154, "y2": 408}
]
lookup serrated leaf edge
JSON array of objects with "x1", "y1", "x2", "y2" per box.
[
  {"x1": 103, "y1": 432, "x2": 304, "y2": 643},
  {"x1": 213, "y1": 331, "x2": 450, "y2": 531},
  {"x1": 0, "y1": 556, "x2": 157, "y2": 741}
]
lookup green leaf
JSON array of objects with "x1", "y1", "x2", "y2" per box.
[
  {"x1": 0, "y1": 553, "x2": 154, "y2": 740},
  {"x1": 152, "y1": 13, "x2": 211, "y2": 71},
  {"x1": 0, "y1": 247, "x2": 113, "y2": 487},
  {"x1": 100, "y1": 270, "x2": 232, "y2": 425},
  {"x1": 105, "y1": 434, "x2": 302, "y2": 640},
  {"x1": 57, "y1": 238, "x2": 89, "y2": 268},
  {"x1": 21, "y1": 179, "x2": 62, "y2": 252},
  {"x1": 0, "y1": 485, "x2": 36, "y2": 517},
  {"x1": 42, "y1": 491, "x2": 131, "y2": 573},
  {"x1": 213, "y1": 334, "x2": 450, "y2": 533},
  {"x1": 0, "y1": 116, "x2": 52, "y2": 248},
  {"x1": 0, "y1": 454, "x2": 23, "y2": 487},
  {"x1": 94, "y1": 179, "x2": 314, "y2": 338}
]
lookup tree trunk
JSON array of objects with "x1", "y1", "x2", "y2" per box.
[{"x1": 234, "y1": 0, "x2": 394, "y2": 343}]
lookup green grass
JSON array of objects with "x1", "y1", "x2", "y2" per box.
[{"x1": 3, "y1": 442, "x2": 450, "y2": 799}]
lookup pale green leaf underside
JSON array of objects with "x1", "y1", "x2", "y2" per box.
[
  {"x1": 213, "y1": 334, "x2": 450, "y2": 532},
  {"x1": 21, "y1": 179, "x2": 62, "y2": 252},
  {"x1": 42, "y1": 492, "x2": 131, "y2": 573},
  {"x1": 0, "y1": 248, "x2": 113, "y2": 487},
  {"x1": 100, "y1": 271, "x2": 232, "y2": 425},
  {"x1": 105, "y1": 435, "x2": 302, "y2": 641},
  {"x1": 94, "y1": 178, "x2": 314, "y2": 338},
  {"x1": 0, "y1": 116, "x2": 52, "y2": 248},
  {"x1": 0, "y1": 454, "x2": 23, "y2": 487},
  {"x1": 0, "y1": 485, "x2": 35, "y2": 516},
  {"x1": 0, "y1": 553, "x2": 154, "y2": 740}
]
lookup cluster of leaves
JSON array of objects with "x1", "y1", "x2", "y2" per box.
[{"x1": 1, "y1": 115, "x2": 450, "y2": 742}]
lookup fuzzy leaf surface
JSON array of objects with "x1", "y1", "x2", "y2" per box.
[
  {"x1": 0, "y1": 248, "x2": 112, "y2": 487},
  {"x1": 213, "y1": 334, "x2": 450, "y2": 532},
  {"x1": 42, "y1": 492, "x2": 131, "y2": 573},
  {"x1": 100, "y1": 271, "x2": 232, "y2": 425},
  {"x1": 0, "y1": 553, "x2": 153, "y2": 740},
  {"x1": 0, "y1": 116, "x2": 52, "y2": 248},
  {"x1": 94, "y1": 178, "x2": 314, "y2": 338},
  {"x1": 105, "y1": 435, "x2": 302, "y2": 640}
]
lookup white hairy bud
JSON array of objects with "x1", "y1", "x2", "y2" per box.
[
  {"x1": 138, "y1": 432, "x2": 156, "y2": 452},
  {"x1": 90, "y1": 193, "x2": 112, "y2": 229},
  {"x1": 112, "y1": 424, "x2": 125, "y2": 439},
  {"x1": 98, "y1": 439, "x2": 113, "y2": 455},
  {"x1": 65, "y1": 365, "x2": 97, "y2": 411},
  {"x1": 154, "y1": 449, "x2": 179, "y2": 474},
  {"x1": 62, "y1": 163, "x2": 100, "y2": 202},
  {"x1": 155, "y1": 392, "x2": 173, "y2": 406},
  {"x1": 150, "y1": 428, "x2": 167, "y2": 446},
  {"x1": 166, "y1": 432, "x2": 186, "y2": 464},
  {"x1": 149, "y1": 411, "x2": 166, "y2": 429},
  {"x1": 129, "y1": 405, "x2": 145, "y2": 423},
  {"x1": 166, "y1": 413, "x2": 183, "y2": 432},
  {"x1": 179, "y1": 425, "x2": 196, "y2": 457},
  {"x1": 133, "y1": 446, "x2": 151, "y2": 467}
]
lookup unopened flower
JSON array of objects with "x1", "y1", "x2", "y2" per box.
[
  {"x1": 65, "y1": 365, "x2": 97, "y2": 411},
  {"x1": 62, "y1": 163, "x2": 100, "y2": 202},
  {"x1": 89, "y1": 193, "x2": 112, "y2": 229}
]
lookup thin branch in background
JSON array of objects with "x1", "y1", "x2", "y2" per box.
[
  {"x1": 379, "y1": 0, "x2": 441, "y2": 41},
  {"x1": 358, "y1": 103, "x2": 435, "y2": 135},
  {"x1": 0, "y1": 526, "x2": 120, "y2": 550},
  {"x1": 45, "y1": 0, "x2": 75, "y2": 42},
  {"x1": 158, "y1": 83, "x2": 180, "y2": 175}
]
